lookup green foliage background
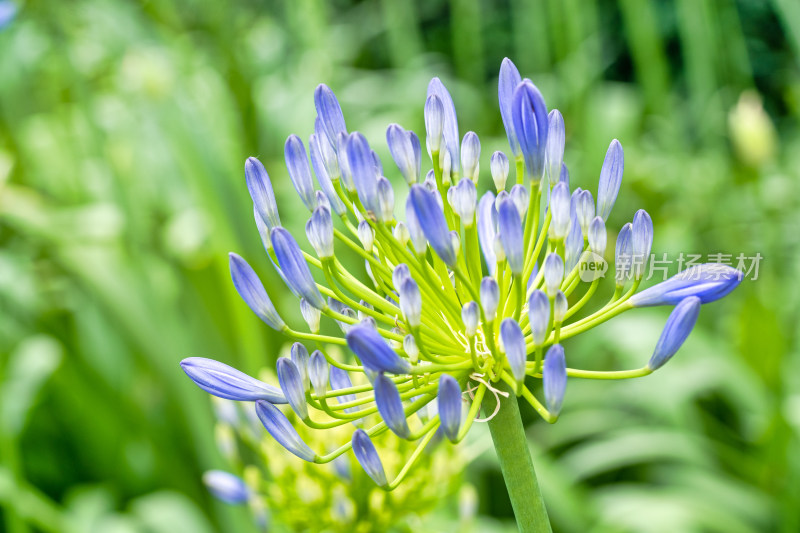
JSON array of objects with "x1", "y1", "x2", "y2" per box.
[{"x1": 1, "y1": 0, "x2": 799, "y2": 531}]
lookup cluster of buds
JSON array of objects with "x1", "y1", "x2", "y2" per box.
[{"x1": 182, "y1": 58, "x2": 742, "y2": 493}]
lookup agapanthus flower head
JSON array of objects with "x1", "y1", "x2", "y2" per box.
[{"x1": 183, "y1": 58, "x2": 741, "y2": 496}]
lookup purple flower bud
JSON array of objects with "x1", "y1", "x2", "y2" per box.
[
  {"x1": 427, "y1": 77, "x2": 460, "y2": 174},
  {"x1": 511, "y1": 80, "x2": 549, "y2": 180},
  {"x1": 346, "y1": 324, "x2": 412, "y2": 374},
  {"x1": 271, "y1": 227, "x2": 325, "y2": 310},
  {"x1": 528, "y1": 289, "x2": 550, "y2": 346},
  {"x1": 630, "y1": 264, "x2": 743, "y2": 307},
  {"x1": 631, "y1": 209, "x2": 653, "y2": 280},
  {"x1": 408, "y1": 185, "x2": 458, "y2": 267},
  {"x1": 615, "y1": 222, "x2": 633, "y2": 286},
  {"x1": 314, "y1": 84, "x2": 347, "y2": 148},
  {"x1": 500, "y1": 318, "x2": 527, "y2": 383},
  {"x1": 424, "y1": 94, "x2": 444, "y2": 154},
  {"x1": 543, "y1": 344, "x2": 567, "y2": 416},
  {"x1": 305, "y1": 206, "x2": 334, "y2": 258},
  {"x1": 245, "y1": 157, "x2": 281, "y2": 231},
  {"x1": 438, "y1": 374, "x2": 462, "y2": 442},
  {"x1": 309, "y1": 133, "x2": 346, "y2": 216},
  {"x1": 376, "y1": 177, "x2": 395, "y2": 222},
  {"x1": 277, "y1": 357, "x2": 309, "y2": 420},
  {"x1": 498, "y1": 199, "x2": 524, "y2": 276},
  {"x1": 229, "y1": 252, "x2": 285, "y2": 330},
  {"x1": 285, "y1": 135, "x2": 316, "y2": 210},
  {"x1": 597, "y1": 139, "x2": 623, "y2": 220},
  {"x1": 648, "y1": 296, "x2": 702, "y2": 370},
  {"x1": 181, "y1": 357, "x2": 286, "y2": 403},
  {"x1": 392, "y1": 264, "x2": 411, "y2": 291},
  {"x1": 405, "y1": 195, "x2": 427, "y2": 253},
  {"x1": 346, "y1": 133, "x2": 379, "y2": 218},
  {"x1": 255, "y1": 400, "x2": 317, "y2": 461},
  {"x1": 352, "y1": 429, "x2": 388, "y2": 487},
  {"x1": 386, "y1": 124, "x2": 420, "y2": 185},
  {"x1": 374, "y1": 373, "x2": 410, "y2": 438},
  {"x1": 498, "y1": 58, "x2": 523, "y2": 156}
]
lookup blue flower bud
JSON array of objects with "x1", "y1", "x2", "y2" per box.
[
  {"x1": 545, "y1": 109, "x2": 565, "y2": 187},
  {"x1": 528, "y1": 289, "x2": 550, "y2": 346},
  {"x1": 337, "y1": 132, "x2": 356, "y2": 193},
  {"x1": 615, "y1": 222, "x2": 633, "y2": 286},
  {"x1": 448, "y1": 178, "x2": 477, "y2": 226},
  {"x1": 255, "y1": 400, "x2": 317, "y2": 462},
  {"x1": 345, "y1": 133, "x2": 379, "y2": 218},
  {"x1": 392, "y1": 263, "x2": 410, "y2": 291},
  {"x1": 462, "y1": 301, "x2": 479, "y2": 337},
  {"x1": 438, "y1": 374, "x2": 462, "y2": 442},
  {"x1": 500, "y1": 318, "x2": 527, "y2": 383},
  {"x1": 549, "y1": 181, "x2": 571, "y2": 240},
  {"x1": 271, "y1": 227, "x2": 326, "y2": 310},
  {"x1": 314, "y1": 84, "x2": 347, "y2": 148},
  {"x1": 490, "y1": 151, "x2": 509, "y2": 191},
  {"x1": 630, "y1": 264, "x2": 743, "y2": 307},
  {"x1": 499, "y1": 58, "x2": 523, "y2": 156},
  {"x1": 408, "y1": 185, "x2": 458, "y2": 267},
  {"x1": 565, "y1": 211, "x2": 583, "y2": 272},
  {"x1": 300, "y1": 298, "x2": 321, "y2": 333},
  {"x1": 315, "y1": 190, "x2": 330, "y2": 210},
  {"x1": 285, "y1": 135, "x2": 316, "y2": 210},
  {"x1": 386, "y1": 124, "x2": 420, "y2": 185},
  {"x1": 346, "y1": 324, "x2": 412, "y2": 374},
  {"x1": 498, "y1": 199, "x2": 524, "y2": 276},
  {"x1": 203, "y1": 470, "x2": 249, "y2": 504},
  {"x1": 277, "y1": 357, "x2": 309, "y2": 420},
  {"x1": 376, "y1": 176, "x2": 395, "y2": 222},
  {"x1": 510, "y1": 184, "x2": 529, "y2": 219},
  {"x1": 229, "y1": 252, "x2": 285, "y2": 330},
  {"x1": 352, "y1": 429, "x2": 388, "y2": 487},
  {"x1": 576, "y1": 190, "x2": 595, "y2": 235},
  {"x1": 543, "y1": 344, "x2": 567, "y2": 416},
  {"x1": 588, "y1": 216, "x2": 606, "y2": 256},
  {"x1": 308, "y1": 350, "x2": 329, "y2": 397},
  {"x1": 399, "y1": 277, "x2": 422, "y2": 328},
  {"x1": 480, "y1": 277, "x2": 500, "y2": 321},
  {"x1": 559, "y1": 162, "x2": 570, "y2": 186},
  {"x1": 245, "y1": 157, "x2": 281, "y2": 231},
  {"x1": 329, "y1": 366, "x2": 358, "y2": 415},
  {"x1": 424, "y1": 94, "x2": 444, "y2": 154},
  {"x1": 372, "y1": 150, "x2": 383, "y2": 178},
  {"x1": 511, "y1": 80, "x2": 549, "y2": 180},
  {"x1": 405, "y1": 195, "x2": 427, "y2": 253},
  {"x1": 647, "y1": 296, "x2": 701, "y2": 370},
  {"x1": 543, "y1": 252, "x2": 564, "y2": 295},
  {"x1": 357, "y1": 220, "x2": 374, "y2": 253},
  {"x1": 461, "y1": 131, "x2": 481, "y2": 182},
  {"x1": 553, "y1": 291, "x2": 568, "y2": 323},
  {"x1": 374, "y1": 373, "x2": 410, "y2": 438},
  {"x1": 477, "y1": 192, "x2": 498, "y2": 274},
  {"x1": 403, "y1": 334, "x2": 419, "y2": 363},
  {"x1": 181, "y1": 357, "x2": 286, "y2": 403},
  {"x1": 309, "y1": 133, "x2": 346, "y2": 216},
  {"x1": 631, "y1": 209, "x2": 653, "y2": 280},
  {"x1": 427, "y1": 77, "x2": 460, "y2": 174},
  {"x1": 597, "y1": 139, "x2": 624, "y2": 220},
  {"x1": 305, "y1": 206, "x2": 334, "y2": 258}
]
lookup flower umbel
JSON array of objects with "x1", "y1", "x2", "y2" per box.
[{"x1": 182, "y1": 59, "x2": 742, "y2": 500}]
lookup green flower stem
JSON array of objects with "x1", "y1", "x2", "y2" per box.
[
  {"x1": 385, "y1": 423, "x2": 440, "y2": 491},
  {"x1": 484, "y1": 380, "x2": 552, "y2": 533},
  {"x1": 563, "y1": 279, "x2": 599, "y2": 320}
]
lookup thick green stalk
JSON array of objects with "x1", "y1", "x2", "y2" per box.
[{"x1": 484, "y1": 381, "x2": 552, "y2": 533}]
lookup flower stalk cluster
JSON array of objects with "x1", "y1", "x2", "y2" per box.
[{"x1": 182, "y1": 58, "x2": 742, "y2": 500}]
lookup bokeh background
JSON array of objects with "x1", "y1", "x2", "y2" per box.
[{"x1": 1, "y1": 0, "x2": 799, "y2": 531}]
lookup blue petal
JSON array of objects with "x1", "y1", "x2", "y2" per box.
[
  {"x1": 308, "y1": 350, "x2": 329, "y2": 397},
  {"x1": 181, "y1": 357, "x2": 286, "y2": 403},
  {"x1": 427, "y1": 78, "x2": 460, "y2": 174},
  {"x1": 596, "y1": 139, "x2": 624, "y2": 220},
  {"x1": 490, "y1": 151, "x2": 509, "y2": 191},
  {"x1": 405, "y1": 195, "x2": 428, "y2": 254},
  {"x1": 648, "y1": 296, "x2": 702, "y2": 370},
  {"x1": 277, "y1": 357, "x2": 309, "y2": 420},
  {"x1": 374, "y1": 373, "x2": 410, "y2": 438},
  {"x1": 284, "y1": 135, "x2": 316, "y2": 210},
  {"x1": 345, "y1": 132, "x2": 380, "y2": 217},
  {"x1": 545, "y1": 109, "x2": 565, "y2": 186},
  {"x1": 245, "y1": 157, "x2": 281, "y2": 231},
  {"x1": 229, "y1": 252, "x2": 285, "y2": 330},
  {"x1": 305, "y1": 205, "x2": 334, "y2": 258},
  {"x1": 438, "y1": 374, "x2": 462, "y2": 442},
  {"x1": 399, "y1": 277, "x2": 422, "y2": 328},
  {"x1": 386, "y1": 124, "x2": 419, "y2": 185},
  {"x1": 528, "y1": 289, "x2": 549, "y2": 346},
  {"x1": 500, "y1": 318, "x2": 526, "y2": 382},
  {"x1": 543, "y1": 344, "x2": 567, "y2": 416},
  {"x1": 460, "y1": 131, "x2": 481, "y2": 182},
  {"x1": 346, "y1": 324, "x2": 412, "y2": 374},
  {"x1": 631, "y1": 209, "x2": 653, "y2": 279},
  {"x1": 497, "y1": 199, "x2": 524, "y2": 276},
  {"x1": 614, "y1": 222, "x2": 633, "y2": 285},
  {"x1": 408, "y1": 185, "x2": 458, "y2": 266},
  {"x1": 480, "y1": 277, "x2": 500, "y2": 321},
  {"x1": 630, "y1": 264, "x2": 743, "y2": 307},
  {"x1": 352, "y1": 429, "x2": 388, "y2": 487},
  {"x1": 424, "y1": 95, "x2": 444, "y2": 154},
  {"x1": 270, "y1": 227, "x2": 326, "y2": 310},
  {"x1": 255, "y1": 400, "x2": 317, "y2": 462},
  {"x1": 309, "y1": 133, "x2": 346, "y2": 216},
  {"x1": 543, "y1": 252, "x2": 564, "y2": 296}
]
